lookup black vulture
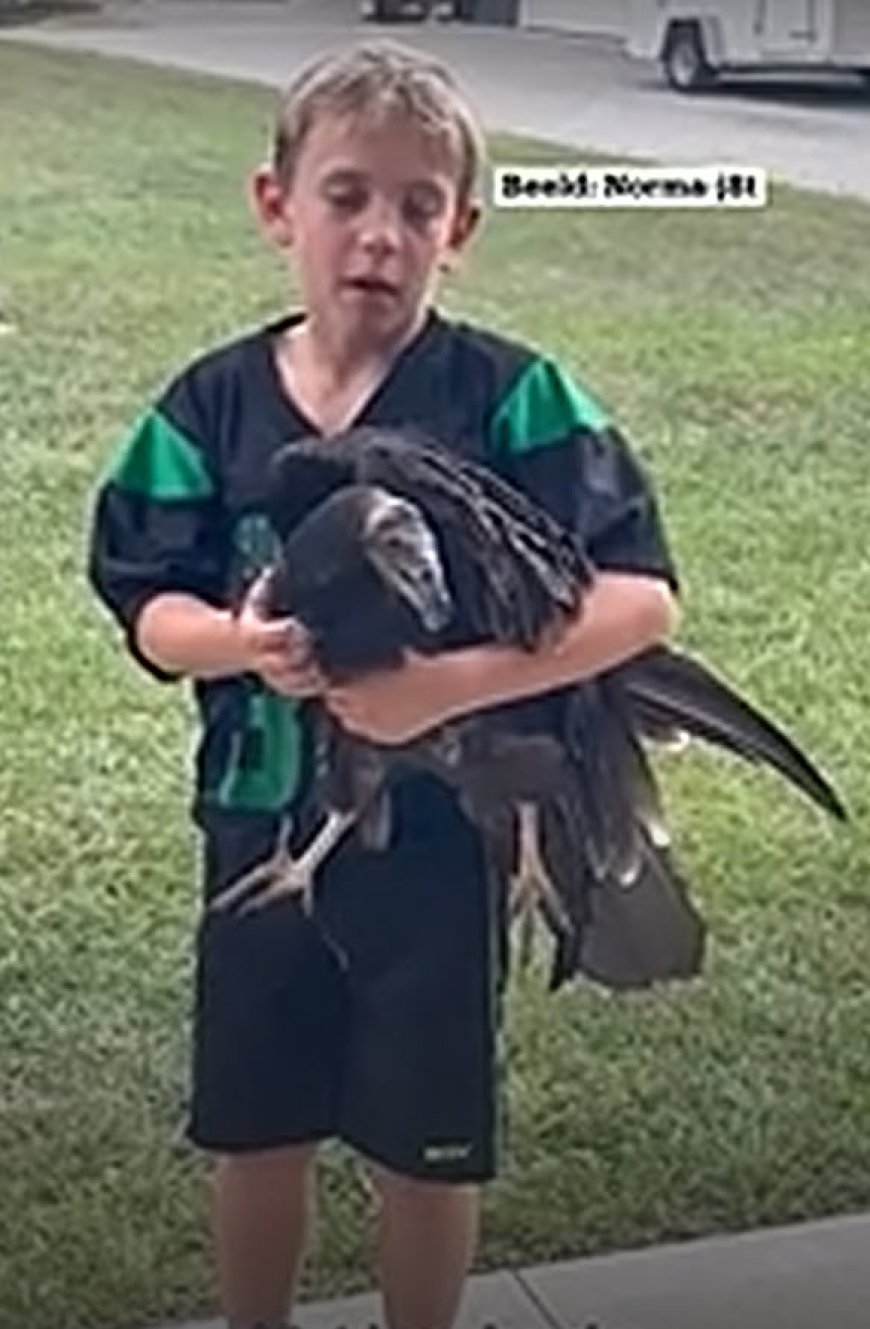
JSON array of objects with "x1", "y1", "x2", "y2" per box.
[{"x1": 210, "y1": 426, "x2": 846, "y2": 990}]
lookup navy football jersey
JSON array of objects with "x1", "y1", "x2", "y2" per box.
[{"x1": 89, "y1": 308, "x2": 677, "y2": 845}]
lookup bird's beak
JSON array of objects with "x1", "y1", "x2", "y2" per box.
[
  {"x1": 364, "y1": 489, "x2": 454, "y2": 633},
  {"x1": 418, "y1": 582, "x2": 453, "y2": 633}
]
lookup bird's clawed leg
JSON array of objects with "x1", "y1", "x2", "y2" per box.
[
  {"x1": 508, "y1": 802, "x2": 572, "y2": 970},
  {"x1": 209, "y1": 808, "x2": 357, "y2": 916}
]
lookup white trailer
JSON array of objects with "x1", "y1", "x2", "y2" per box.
[{"x1": 628, "y1": 0, "x2": 870, "y2": 90}]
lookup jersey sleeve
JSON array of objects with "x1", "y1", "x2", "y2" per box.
[
  {"x1": 87, "y1": 368, "x2": 227, "y2": 680},
  {"x1": 488, "y1": 356, "x2": 679, "y2": 590}
]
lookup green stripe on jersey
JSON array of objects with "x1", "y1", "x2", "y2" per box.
[
  {"x1": 215, "y1": 689, "x2": 303, "y2": 812},
  {"x1": 490, "y1": 358, "x2": 609, "y2": 454},
  {"x1": 106, "y1": 408, "x2": 214, "y2": 500}
]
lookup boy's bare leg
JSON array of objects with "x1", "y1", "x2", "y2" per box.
[
  {"x1": 212, "y1": 1142, "x2": 318, "y2": 1328},
  {"x1": 372, "y1": 1165, "x2": 480, "y2": 1329}
]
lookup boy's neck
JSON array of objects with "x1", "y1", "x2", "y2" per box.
[
  {"x1": 277, "y1": 308, "x2": 428, "y2": 435},
  {"x1": 294, "y1": 307, "x2": 427, "y2": 379}
]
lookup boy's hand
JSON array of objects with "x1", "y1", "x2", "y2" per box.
[
  {"x1": 237, "y1": 572, "x2": 324, "y2": 698},
  {"x1": 324, "y1": 651, "x2": 470, "y2": 746}
]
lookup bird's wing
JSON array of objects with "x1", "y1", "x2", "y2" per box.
[
  {"x1": 501, "y1": 630, "x2": 846, "y2": 991},
  {"x1": 265, "y1": 445, "x2": 355, "y2": 539},
  {"x1": 614, "y1": 645, "x2": 847, "y2": 821},
  {"x1": 269, "y1": 428, "x2": 591, "y2": 649},
  {"x1": 535, "y1": 646, "x2": 845, "y2": 989},
  {"x1": 560, "y1": 682, "x2": 653, "y2": 886}
]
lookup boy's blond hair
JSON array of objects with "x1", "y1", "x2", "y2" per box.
[{"x1": 272, "y1": 41, "x2": 485, "y2": 205}]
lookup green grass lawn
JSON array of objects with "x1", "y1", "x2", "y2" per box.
[{"x1": 1, "y1": 41, "x2": 869, "y2": 1329}]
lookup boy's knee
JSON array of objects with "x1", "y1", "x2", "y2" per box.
[
  {"x1": 212, "y1": 1141, "x2": 319, "y2": 1184},
  {"x1": 368, "y1": 1161, "x2": 480, "y2": 1207}
]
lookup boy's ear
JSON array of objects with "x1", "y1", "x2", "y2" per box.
[
  {"x1": 451, "y1": 199, "x2": 483, "y2": 249},
  {"x1": 249, "y1": 165, "x2": 294, "y2": 248},
  {"x1": 442, "y1": 198, "x2": 483, "y2": 271}
]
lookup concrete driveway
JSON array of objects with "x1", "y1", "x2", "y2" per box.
[{"x1": 3, "y1": 0, "x2": 869, "y2": 200}]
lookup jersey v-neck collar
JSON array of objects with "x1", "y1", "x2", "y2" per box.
[{"x1": 252, "y1": 307, "x2": 443, "y2": 438}]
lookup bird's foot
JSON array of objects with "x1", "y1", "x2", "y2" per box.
[
  {"x1": 209, "y1": 807, "x2": 358, "y2": 918},
  {"x1": 210, "y1": 838, "x2": 316, "y2": 916},
  {"x1": 509, "y1": 803, "x2": 573, "y2": 971},
  {"x1": 509, "y1": 870, "x2": 540, "y2": 972}
]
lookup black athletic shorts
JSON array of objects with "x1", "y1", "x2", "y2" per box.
[{"x1": 186, "y1": 776, "x2": 509, "y2": 1183}]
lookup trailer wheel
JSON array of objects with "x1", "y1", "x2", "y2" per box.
[
  {"x1": 363, "y1": 0, "x2": 432, "y2": 19},
  {"x1": 662, "y1": 23, "x2": 716, "y2": 92}
]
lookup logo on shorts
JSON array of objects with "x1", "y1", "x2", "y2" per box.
[{"x1": 422, "y1": 1141, "x2": 473, "y2": 1163}]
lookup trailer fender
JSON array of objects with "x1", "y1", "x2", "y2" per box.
[{"x1": 660, "y1": 18, "x2": 722, "y2": 90}]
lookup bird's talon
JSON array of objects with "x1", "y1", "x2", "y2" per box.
[
  {"x1": 210, "y1": 856, "x2": 313, "y2": 915},
  {"x1": 235, "y1": 875, "x2": 313, "y2": 915},
  {"x1": 209, "y1": 862, "x2": 277, "y2": 913}
]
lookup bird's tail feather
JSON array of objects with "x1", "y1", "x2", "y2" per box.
[
  {"x1": 573, "y1": 836, "x2": 707, "y2": 991},
  {"x1": 536, "y1": 792, "x2": 706, "y2": 992}
]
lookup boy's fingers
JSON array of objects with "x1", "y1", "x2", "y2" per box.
[
  {"x1": 285, "y1": 619, "x2": 313, "y2": 655},
  {"x1": 262, "y1": 663, "x2": 324, "y2": 697},
  {"x1": 268, "y1": 622, "x2": 313, "y2": 661},
  {"x1": 242, "y1": 580, "x2": 309, "y2": 644},
  {"x1": 253, "y1": 619, "x2": 297, "y2": 647},
  {"x1": 243, "y1": 569, "x2": 274, "y2": 616},
  {"x1": 240, "y1": 574, "x2": 313, "y2": 641},
  {"x1": 239, "y1": 579, "x2": 316, "y2": 678}
]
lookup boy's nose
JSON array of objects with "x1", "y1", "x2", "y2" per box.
[{"x1": 358, "y1": 198, "x2": 403, "y2": 253}]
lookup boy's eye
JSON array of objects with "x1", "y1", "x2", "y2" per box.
[
  {"x1": 402, "y1": 186, "x2": 447, "y2": 228},
  {"x1": 318, "y1": 174, "x2": 450, "y2": 228},
  {"x1": 323, "y1": 182, "x2": 367, "y2": 213}
]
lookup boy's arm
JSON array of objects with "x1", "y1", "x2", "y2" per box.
[
  {"x1": 88, "y1": 375, "x2": 315, "y2": 696},
  {"x1": 133, "y1": 592, "x2": 253, "y2": 680},
  {"x1": 323, "y1": 570, "x2": 675, "y2": 745},
  {"x1": 134, "y1": 586, "x2": 322, "y2": 695},
  {"x1": 439, "y1": 568, "x2": 677, "y2": 713},
  {"x1": 87, "y1": 376, "x2": 230, "y2": 682}
]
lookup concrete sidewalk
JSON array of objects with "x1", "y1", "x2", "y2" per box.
[{"x1": 158, "y1": 1210, "x2": 870, "y2": 1329}]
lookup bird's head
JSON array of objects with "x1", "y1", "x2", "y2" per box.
[{"x1": 360, "y1": 486, "x2": 453, "y2": 634}]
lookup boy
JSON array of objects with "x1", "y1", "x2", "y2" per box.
[{"x1": 88, "y1": 40, "x2": 678, "y2": 1329}]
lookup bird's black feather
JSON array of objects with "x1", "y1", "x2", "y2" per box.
[{"x1": 266, "y1": 425, "x2": 590, "y2": 651}]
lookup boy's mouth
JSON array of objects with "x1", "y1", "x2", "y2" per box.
[{"x1": 344, "y1": 275, "x2": 400, "y2": 300}]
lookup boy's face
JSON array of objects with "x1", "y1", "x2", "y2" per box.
[{"x1": 254, "y1": 110, "x2": 480, "y2": 349}]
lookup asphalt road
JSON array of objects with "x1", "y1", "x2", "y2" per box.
[{"x1": 3, "y1": 0, "x2": 869, "y2": 199}]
